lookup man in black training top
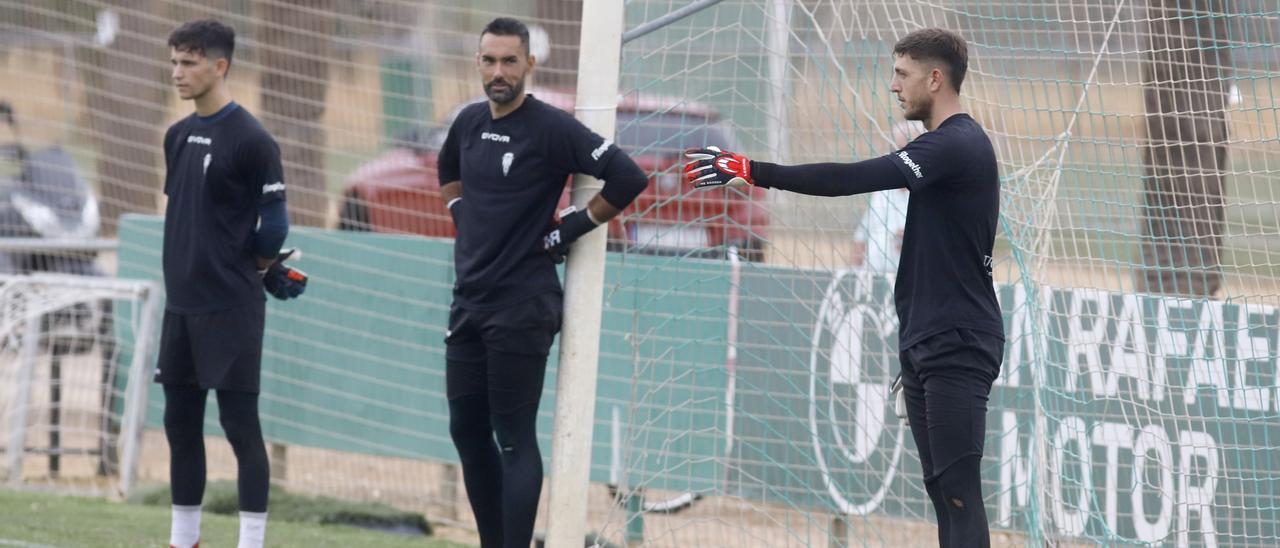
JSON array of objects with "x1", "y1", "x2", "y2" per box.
[
  {"x1": 685, "y1": 28, "x2": 1003, "y2": 548},
  {"x1": 437, "y1": 17, "x2": 648, "y2": 548},
  {"x1": 156, "y1": 19, "x2": 307, "y2": 548}
]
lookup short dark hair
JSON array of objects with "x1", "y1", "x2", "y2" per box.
[
  {"x1": 893, "y1": 28, "x2": 968, "y2": 94},
  {"x1": 480, "y1": 17, "x2": 530, "y2": 55},
  {"x1": 168, "y1": 19, "x2": 236, "y2": 67}
]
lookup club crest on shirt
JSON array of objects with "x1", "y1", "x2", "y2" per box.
[{"x1": 502, "y1": 152, "x2": 514, "y2": 176}]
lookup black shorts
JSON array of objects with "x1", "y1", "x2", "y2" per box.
[
  {"x1": 898, "y1": 328, "x2": 1003, "y2": 480},
  {"x1": 154, "y1": 300, "x2": 266, "y2": 393},
  {"x1": 445, "y1": 291, "x2": 563, "y2": 362}
]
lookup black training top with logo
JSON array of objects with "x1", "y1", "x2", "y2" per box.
[
  {"x1": 887, "y1": 113, "x2": 1003, "y2": 349},
  {"x1": 438, "y1": 95, "x2": 619, "y2": 310},
  {"x1": 162, "y1": 102, "x2": 285, "y2": 314}
]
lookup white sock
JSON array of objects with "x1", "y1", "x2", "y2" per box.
[
  {"x1": 238, "y1": 511, "x2": 268, "y2": 548},
  {"x1": 169, "y1": 504, "x2": 201, "y2": 548}
]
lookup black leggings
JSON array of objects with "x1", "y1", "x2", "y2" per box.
[
  {"x1": 447, "y1": 349, "x2": 548, "y2": 548},
  {"x1": 163, "y1": 384, "x2": 270, "y2": 513},
  {"x1": 899, "y1": 329, "x2": 1002, "y2": 548}
]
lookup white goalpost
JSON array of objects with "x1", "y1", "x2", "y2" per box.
[
  {"x1": 545, "y1": 0, "x2": 626, "y2": 544},
  {"x1": 0, "y1": 274, "x2": 162, "y2": 497}
]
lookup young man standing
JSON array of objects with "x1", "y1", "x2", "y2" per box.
[
  {"x1": 157, "y1": 19, "x2": 307, "y2": 548},
  {"x1": 437, "y1": 17, "x2": 648, "y2": 548},
  {"x1": 686, "y1": 28, "x2": 1004, "y2": 547}
]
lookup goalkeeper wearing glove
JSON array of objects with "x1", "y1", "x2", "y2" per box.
[
  {"x1": 434, "y1": 17, "x2": 648, "y2": 548},
  {"x1": 687, "y1": 28, "x2": 1004, "y2": 548},
  {"x1": 155, "y1": 19, "x2": 304, "y2": 548},
  {"x1": 259, "y1": 248, "x2": 307, "y2": 300}
]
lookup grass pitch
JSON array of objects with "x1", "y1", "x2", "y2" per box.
[{"x1": 0, "y1": 488, "x2": 468, "y2": 548}]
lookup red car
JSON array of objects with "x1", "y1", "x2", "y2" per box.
[{"x1": 338, "y1": 89, "x2": 769, "y2": 261}]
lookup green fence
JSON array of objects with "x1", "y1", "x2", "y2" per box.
[{"x1": 119, "y1": 214, "x2": 1279, "y2": 545}]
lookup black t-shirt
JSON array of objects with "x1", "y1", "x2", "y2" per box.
[
  {"x1": 438, "y1": 95, "x2": 619, "y2": 310},
  {"x1": 162, "y1": 102, "x2": 286, "y2": 313},
  {"x1": 887, "y1": 113, "x2": 1003, "y2": 349}
]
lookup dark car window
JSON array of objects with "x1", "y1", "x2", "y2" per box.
[{"x1": 616, "y1": 113, "x2": 735, "y2": 155}]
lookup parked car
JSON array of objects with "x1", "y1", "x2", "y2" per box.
[
  {"x1": 0, "y1": 99, "x2": 117, "y2": 476},
  {"x1": 338, "y1": 89, "x2": 768, "y2": 261},
  {"x1": 0, "y1": 100, "x2": 107, "y2": 354}
]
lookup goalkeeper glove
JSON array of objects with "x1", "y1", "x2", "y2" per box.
[
  {"x1": 890, "y1": 372, "x2": 907, "y2": 421},
  {"x1": 543, "y1": 206, "x2": 598, "y2": 264},
  {"x1": 260, "y1": 248, "x2": 308, "y2": 300},
  {"x1": 684, "y1": 146, "x2": 754, "y2": 190}
]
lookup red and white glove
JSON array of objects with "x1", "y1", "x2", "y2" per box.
[{"x1": 683, "y1": 146, "x2": 753, "y2": 190}]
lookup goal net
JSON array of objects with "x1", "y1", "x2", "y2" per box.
[
  {"x1": 0, "y1": 274, "x2": 161, "y2": 497},
  {"x1": 605, "y1": 0, "x2": 1280, "y2": 546},
  {"x1": 2, "y1": 1, "x2": 1278, "y2": 546}
]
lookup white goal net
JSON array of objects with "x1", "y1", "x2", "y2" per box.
[{"x1": 0, "y1": 274, "x2": 161, "y2": 497}]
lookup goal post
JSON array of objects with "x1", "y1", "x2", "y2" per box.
[
  {"x1": 0, "y1": 274, "x2": 162, "y2": 497},
  {"x1": 545, "y1": 0, "x2": 626, "y2": 545}
]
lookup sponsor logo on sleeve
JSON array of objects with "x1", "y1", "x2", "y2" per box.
[
  {"x1": 262, "y1": 181, "x2": 286, "y2": 194},
  {"x1": 896, "y1": 151, "x2": 924, "y2": 179},
  {"x1": 591, "y1": 139, "x2": 613, "y2": 161}
]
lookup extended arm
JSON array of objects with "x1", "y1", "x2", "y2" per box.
[
  {"x1": 751, "y1": 157, "x2": 907, "y2": 196},
  {"x1": 685, "y1": 147, "x2": 907, "y2": 197}
]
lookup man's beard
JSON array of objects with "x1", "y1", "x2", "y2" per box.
[
  {"x1": 485, "y1": 78, "x2": 523, "y2": 104},
  {"x1": 903, "y1": 96, "x2": 931, "y2": 122}
]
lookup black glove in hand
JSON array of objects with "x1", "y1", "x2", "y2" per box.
[
  {"x1": 261, "y1": 248, "x2": 308, "y2": 300},
  {"x1": 543, "y1": 207, "x2": 597, "y2": 264}
]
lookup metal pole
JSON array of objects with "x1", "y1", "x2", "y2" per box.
[
  {"x1": 7, "y1": 312, "x2": 41, "y2": 485},
  {"x1": 0, "y1": 238, "x2": 118, "y2": 253},
  {"x1": 765, "y1": 0, "x2": 792, "y2": 163},
  {"x1": 117, "y1": 283, "x2": 161, "y2": 496},
  {"x1": 622, "y1": 0, "x2": 725, "y2": 45},
  {"x1": 50, "y1": 354, "x2": 62, "y2": 478}
]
